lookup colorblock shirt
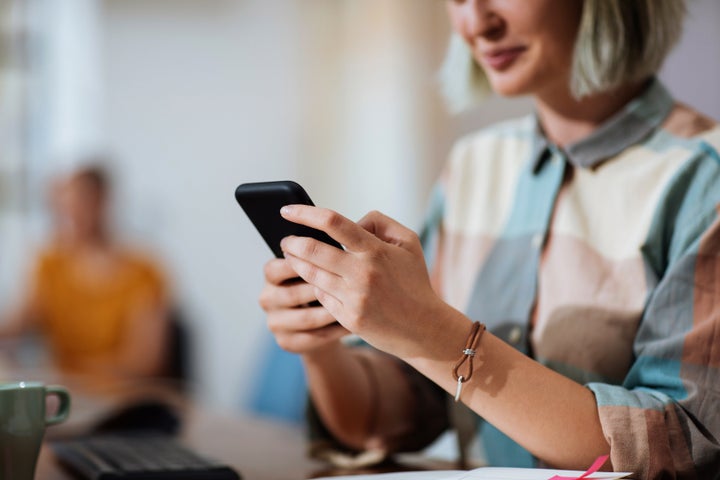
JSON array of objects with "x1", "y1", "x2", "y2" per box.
[{"x1": 419, "y1": 80, "x2": 720, "y2": 479}]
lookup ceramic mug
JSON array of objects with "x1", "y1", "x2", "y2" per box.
[{"x1": 0, "y1": 381, "x2": 71, "y2": 480}]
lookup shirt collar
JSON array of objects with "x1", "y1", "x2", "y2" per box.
[{"x1": 531, "y1": 79, "x2": 674, "y2": 172}]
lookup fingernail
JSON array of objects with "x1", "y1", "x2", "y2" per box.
[{"x1": 280, "y1": 205, "x2": 293, "y2": 216}]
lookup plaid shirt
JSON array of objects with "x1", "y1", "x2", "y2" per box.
[{"x1": 421, "y1": 79, "x2": 720, "y2": 479}]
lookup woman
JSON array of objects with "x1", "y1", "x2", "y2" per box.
[{"x1": 260, "y1": 1, "x2": 720, "y2": 478}]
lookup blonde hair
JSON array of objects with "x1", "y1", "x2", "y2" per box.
[{"x1": 439, "y1": 0, "x2": 687, "y2": 112}]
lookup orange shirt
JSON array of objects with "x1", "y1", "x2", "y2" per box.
[{"x1": 32, "y1": 245, "x2": 167, "y2": 374}]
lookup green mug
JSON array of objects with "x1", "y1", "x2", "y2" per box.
[{"x1": 0, "y1": 381, "x2": 71, "y2": 480}]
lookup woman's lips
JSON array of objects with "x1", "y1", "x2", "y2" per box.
[{"x1": 482, "y1": 47, "x2": 526, "y2": 70}]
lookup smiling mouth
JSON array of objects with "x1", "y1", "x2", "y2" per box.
[{"x1": 482, "y1": 47, "x2": 526, "y2": 71}]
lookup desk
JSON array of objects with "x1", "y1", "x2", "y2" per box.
[
  {"x1": 36, "y1": 410, "x2": 323, "y2": 480},
  {"x1": 0, "y1": 359, "x2": 322, "y2": 480},
  {"x1": 5, "y1": 362, "x2": 451, "y2": 480}
]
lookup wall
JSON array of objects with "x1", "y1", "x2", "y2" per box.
[
  {"x1": 102, "y1": 0, "x2": 308, "y2": 410},
  {"x1": 101, "y1": 0, "x2": 455, "y2": 411},
  {"x1": 661, "y1": 0, "x2": 720, "y2": 121}
]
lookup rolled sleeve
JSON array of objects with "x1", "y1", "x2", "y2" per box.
[{"x1": 587, "y1": 207, "x2": 720, "y2": 479}]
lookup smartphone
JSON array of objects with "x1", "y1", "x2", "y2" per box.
[{"x1": 234, "y1": 180, "x2": 343, "y2": 258}]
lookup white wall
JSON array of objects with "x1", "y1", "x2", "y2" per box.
[
  {"x1": 102, "y1": 0, "x2": 308, "y2": 410},
  {"x1": 100, "y1": 0, "x2": 454, "y2": 411},
  {"x1": 661, "y1": 0, "x2": 720, "y2": 121}
]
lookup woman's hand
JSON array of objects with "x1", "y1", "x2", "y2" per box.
[
  {"x1": 279, "y1": 205, "x2": 451, "y2": 361},
  {"x1": 259, "y1": 257, "x2": 349, "y2": 355}
]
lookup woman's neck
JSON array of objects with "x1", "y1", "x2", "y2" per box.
[{"x1": 534, "y1": 80, "x2": 649, "y2": 147}]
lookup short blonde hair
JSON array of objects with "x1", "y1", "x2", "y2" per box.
[{"x1": 439, "y1": 0, "x2": 687, "y2": 112}]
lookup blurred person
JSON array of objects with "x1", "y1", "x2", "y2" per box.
[
  {"x1": 0, "y1": 164, "x2": 171, "y2": 381},
  {"x1": 258, "y1": 0, "x2": 720, "y2": 478}
]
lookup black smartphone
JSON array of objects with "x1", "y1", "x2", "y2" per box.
[{"x1": 234, "y1": 180, "x2": 343, "y2": 258}]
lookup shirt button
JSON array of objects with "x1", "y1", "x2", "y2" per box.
[
  {"x1": 508, "y1": 327, "x2": 523, "y2": 345},
  {"x1": 531, "y1": 234, "x2": 543, "y2": 249}
]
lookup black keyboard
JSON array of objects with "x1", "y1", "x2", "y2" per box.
[{"x1": 51, "y1": 434, "x2": 241, "y2": 480}]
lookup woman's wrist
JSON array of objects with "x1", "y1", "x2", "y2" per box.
[
  {"x1": 400, "y1": 300, "x2": 475, "y2": 375},
  {"x1": 301, "y1": 338, "x2": 346, "y2": 367}
]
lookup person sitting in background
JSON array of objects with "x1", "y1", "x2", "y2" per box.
[
  {"x1": 259, "y1": 0, "x2": 720, "y2": 478},
  {"x1": 1, "y1": 164, "x2": 171, "y2": 381}
]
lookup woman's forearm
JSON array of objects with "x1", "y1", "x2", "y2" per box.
[
  {"x1": 276, "y1": 206, "x2": 611, "y2": 467},
  {"x1": 303, "y1": 342, "x2": 418, "y2": 452},
  {"x1": 407, "y1": 308, "x2": 611, "y2": 470}
]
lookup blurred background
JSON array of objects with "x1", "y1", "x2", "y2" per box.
[{"x1": 1, "y1": 0, "x2": 718, "y2": 416}]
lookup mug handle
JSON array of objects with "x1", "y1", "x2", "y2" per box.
[{"x1": 45, "y1": 385, "x2": 71, "y2": 426}]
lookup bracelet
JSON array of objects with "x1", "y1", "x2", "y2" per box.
[{"x1": 452, "y1": 321, "x2": 486, "y2": 402}]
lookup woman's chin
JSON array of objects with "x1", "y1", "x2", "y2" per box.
[{"x1": 486, "y1": 79, "x2": 532, "y2": 98}]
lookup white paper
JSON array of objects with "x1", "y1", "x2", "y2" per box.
[
  {"x1": 313, "y1": 472, "x2": 463, "y2": 480},
  {"x1": 313, "y1": 466, "x2": 632, "y2": 480},
  {"x1": 454, "y1": 467, "x2": 632, "y2": 479}
]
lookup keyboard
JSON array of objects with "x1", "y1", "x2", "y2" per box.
[{"x1": 51, "y1": 433, "x2": 242, "y2": 480}]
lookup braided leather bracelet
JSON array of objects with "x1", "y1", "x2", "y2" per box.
[{"x1": 452, "y1": 321, "x2": 486, "y2": 402}]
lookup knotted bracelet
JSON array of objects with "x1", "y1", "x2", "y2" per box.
[{"x1": 452, "y1": 321, "x2": 486, "y2": 402}]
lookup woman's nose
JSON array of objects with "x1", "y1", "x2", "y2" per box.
[{"x1": 457, "y1": 0, "x2": 504, "y2": 41}]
